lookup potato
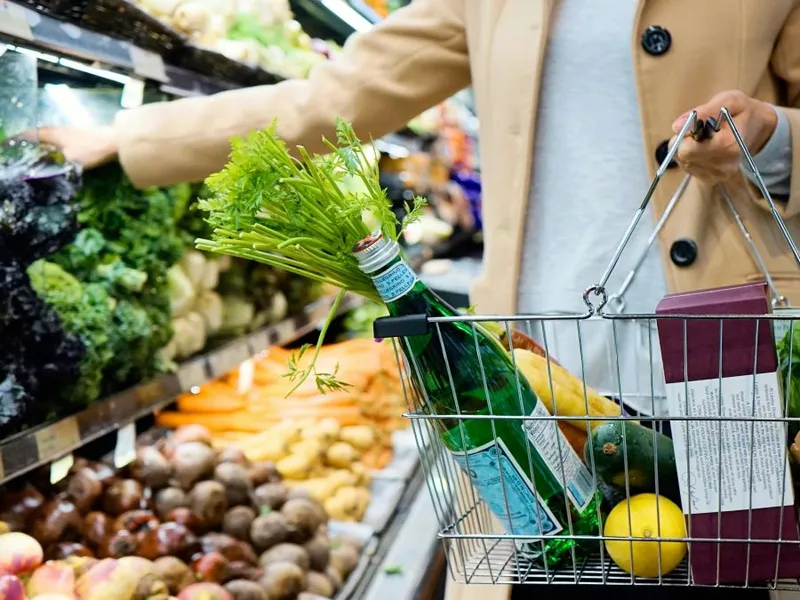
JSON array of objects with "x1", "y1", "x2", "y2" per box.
[
  {"x1": 289, "y1": 439, "x2": 326, "y2": 459},
  {"x1": 298, "y1": 593, "x2": 332, "y2": 600},
  {"x1": 243, "y1": 439, "x2": 288, "y2": 464},
  {"x1": 306, "y1": 571, "x2": 334, "y2": 597},
  {"x1": 324, "y1": 486, "x2": 369, "y2": 522},
  {"x1": 324, "y1": 565, "x2": 342, "y2": 592},
  {"x1": 300, "y1": 418, "x2": 340, "y2": 443},
  {"x1": 338, "y1": 426, "x2": 376, "y2": 451},
  {"x1": 326, "y1": 470, "x2": 358, "y2": 491},
  {"x1": 250, "y1": 512, "x2": 290, "y2": 552},
  {"x1": 223, "y1": 579, "x2": 268, "y2": 600},
  {"x1": 325, "y1": 443, "x2": 360, "y2": 469},
  {"x1": 304, "y1": 535, "x2": 330, "y2": 572},
  {"x1": 258, "y1": 543, "x2": 310, "y2": 570},
  {"x1": 281, "y1": 498, "x2": 326, "y2": 543},
  {"x1": 275, "y1": 454, "x2": 313, "y2": 481},
  {"x1": 252, "y1": 483, "x2": 288, "y2": 511},
  {"x1": 259, "y1": 561, "x2": 306, "y2": 600},
  {"x1": 288, "y1": 479, "x2": 337, "y2": 504},
  {"x1": 223, "y1": 506, "x2": 256, "y2": 541},
  {"x1": 329, "y1": 545, "x2": 360, "y2": 578}
]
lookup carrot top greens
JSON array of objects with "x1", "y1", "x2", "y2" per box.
[{"x1": 196, "y1": 119, "x2": 425, "y2": 394}]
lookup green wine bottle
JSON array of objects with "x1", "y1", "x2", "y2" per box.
[{"x1": 355, "y1": 232, "x2": 600, "y2": 568}]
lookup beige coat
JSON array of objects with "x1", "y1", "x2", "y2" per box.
[{"x1": 114, "y1": 1, "x2": 800, "y2": 598}]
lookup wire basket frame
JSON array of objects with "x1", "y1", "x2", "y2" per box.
[{"x1": 376, "y1": 108, "x2": 800, "y2": 588}]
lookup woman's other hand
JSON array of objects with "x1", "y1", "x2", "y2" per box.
[
  {"x1": 668, "y1": 90, "x2": 778, "y2": 183},
  {"x1": 37, "y1": 125, "x2": 118, "y2": 169}
]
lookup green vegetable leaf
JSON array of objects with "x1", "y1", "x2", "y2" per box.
[
  {"x1": 777, "y1": 322, "x2": 800, "y2": 440},
  {"x1": 384, "y1": 564, "x2": 404, "y2": 575}
]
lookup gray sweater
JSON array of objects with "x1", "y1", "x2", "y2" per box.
[{"x1": 515, "y1": 0, "x2": 792, "y2": 414}]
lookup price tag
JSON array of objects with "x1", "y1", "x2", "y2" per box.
[
  {"x1": 237, "y1": 359, "x2": 255, "y2": 394},
  {"x1": 120, "y1": 78, "x2": 145, "y2": 109},
  {"x1": 212, "y1": 343, "x2": 251, "y2": 379},
  {"x1": 0, "y1": 2, "x2": 32, "y2": 41},
  {"x1": 773, "y1": 307, "x2": 800, "y2": 347},
  {"x1": 35, "y1": 418, "x2": 80, "y2": 462},
  {"x1": 49, "y1": 454, "x2": 73, "y2": 485},
  {"x1": 129, "y1": 45, "x2": 167, "y2": 82},
  {"x1": 178, "y1": 358, "x2": 208, "y2": 391},
  {"x1": 114, "y1": 423, "x2": 137, "y2": 468},
  {"x1": 0, "y1": 454, "x2": 5, "y2": 481}
]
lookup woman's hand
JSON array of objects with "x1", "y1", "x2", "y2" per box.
[
  {"x1": 669, "y1": 90, "x2": 778, "y2": 183},
  {"x1": 36, "y1": 125, "x2": 118, "y2": 169}
]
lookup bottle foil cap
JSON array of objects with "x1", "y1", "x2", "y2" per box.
[{"x1": 353, "y1": 231, "x2": 400, "y2": 274}]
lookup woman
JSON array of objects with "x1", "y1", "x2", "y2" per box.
[{"x1": 40, "y1": 2, "x2": 800, "y2": 598}]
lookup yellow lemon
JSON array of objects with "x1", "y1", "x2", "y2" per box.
[{"x1": 604, "y1": 493, "x2": 687, "y2": 578}]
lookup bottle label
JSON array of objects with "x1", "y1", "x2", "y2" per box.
[
  {"x1": 450, "y1": 438, "x2": 563, "y2": 537},
  {"x1": 373, "y1": 261, "x2": 418, "y2": 302},
  {"x1": 521, "y1": 402, "x2": 595, "y2": 512}
]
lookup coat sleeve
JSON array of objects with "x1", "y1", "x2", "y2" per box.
[
  {"x1": 114, "y1": 0, "x2": 470, "y2": 188},
  {"x1": 757, "y1": 4, "x2": 800, "y2": 217}
]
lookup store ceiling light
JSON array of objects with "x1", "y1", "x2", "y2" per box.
[
  {"x1": 319, "y1": 0, "x2": 373, "y2": 32},
  {"x1": 12, "y1": 45, "x2": 58, "y2": 63}
]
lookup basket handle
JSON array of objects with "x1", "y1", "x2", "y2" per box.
[{"x1": 583, "y1": 107, "x2": 800, "y2": 314}]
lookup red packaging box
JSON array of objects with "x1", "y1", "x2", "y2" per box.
[{"x1": 656, "y1": 282, "x2": 800, "y2": 585}]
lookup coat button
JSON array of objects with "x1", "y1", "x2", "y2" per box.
[
  {"x1": 641, "y1": 25, "x2": 672, "y2": 56},
  {"x1": 670, "y1": 238, "x2": 697, "y2": 267},
  {"x1": 655, "y1": 140, "x2": 677, "y2": 169}
]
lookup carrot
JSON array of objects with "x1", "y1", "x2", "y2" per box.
[
  {"x1": 156, "y1": 412, "x2": 276, "y2": 432},
  {"x1": 158, "y1": 404, "x2": 367, "y2": 431},
  {"x1": 361, "y1": 447, "x2": 394, "y2": 470},
  {"x1": 176, "y1": 392, "x2": 245, "y2": 413},
  {"x1": 249, "y1": 392, "x2": 358, "y2": 410}
]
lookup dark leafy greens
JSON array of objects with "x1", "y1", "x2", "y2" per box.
[
  {"x1": 0, "y1": 144, "x2": 86, "y2": 434},
  {"x1": 52, "y1": 164, "x2": 184, "y2": 394}
]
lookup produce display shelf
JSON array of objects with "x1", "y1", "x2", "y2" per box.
[
  {"x1": 348, "y1": 467, "x2": 445, "y2": 600},
  {"x1": 0, "y1": 293, "x2": 365, "y2": 486},
  {"x1": 0, "y1": 1, "x2": 243, "y2": 96}
]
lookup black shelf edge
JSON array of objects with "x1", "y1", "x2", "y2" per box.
[
  {"x1": 0, "y1": 2, "x2": 275, "y2": 95},
  {"x1": 0, "y1": 293, "x2": 366, "y2": 485},
  {"x1": 291, "y1": 0, "x2": 373, "y2": 44}
]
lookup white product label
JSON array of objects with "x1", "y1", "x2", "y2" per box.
[
  {"x1": 114, "y1": 423, "x2": 137, "y2": 469},
  {"x1": 773, "y1": 307, "x2": 800, "y2": 349},
  {"x1": 237, "y1": 359, "x2": 255, "y2": 394},
  {"x1": 522, "y1": 402, "x2": 595, "y2": 512},
  {"x1": 129, "y1": 46, "x2": 167, "y2": 82},
  {"x1": 665, "y1": 372, "x2": 794, "y2": 515},
  {"x1": 50, "y1": 454, "x2": 73, "y2": 485},
  {"x1": 373, "y1": 261, "x2": 418, "y2": 303},
  {"x1": 450, "y1": 439, "x2": 563, "y2": 537}
]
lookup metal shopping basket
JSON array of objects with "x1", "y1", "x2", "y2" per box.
[{"x1": 374, "y1": 108, "x2": 800, "y2": 589}]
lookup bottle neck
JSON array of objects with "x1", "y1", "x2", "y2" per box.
[
  {"x1": 353, "y1": 232, "x2": 419, "y2": 304},
  {"x1": 368, "y1": 254, "x2": 419, "y2": 304}
]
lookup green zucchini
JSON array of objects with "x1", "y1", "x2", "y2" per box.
[{"x1": 585, "y1": 420, "x2": 681, "y2": 505}]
